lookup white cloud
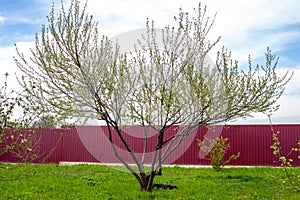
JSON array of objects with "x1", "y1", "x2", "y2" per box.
[
  {"x1": 0, "y1": 16, "x2": 6, "y2": 23},
  {"x1": 272, "y1": 66, "x2": 300, "y2": 121},
  {"x1": 85, "y1": 0, "x2": 203, "y2": 36},
  {"x1": 280, "y1": 66, "x2": 300, "y2": 95},
  {"x1": 0, "y1": 0, "x2": 299, "y2": 124},
  {"x1": 200, "y1": 0, "x2": 300, "y2": 61},
  {"x1": 0, "y1": 42, "x2": 34, "y2": 91},
  {"x1": 82, "y1": 0, "x2": 300, "y2": 64},
  {"x1": 0, "y1": 46, "x2": 16, "y2": 75},
  {"x1": 200, "y1": 0, "x2": 300, "y2": 33},
  {"x1": 0, "y1": 45, "x2": 19, "y2": 93}
]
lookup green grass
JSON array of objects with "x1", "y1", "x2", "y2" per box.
[{"x1": 0, "y1": 163, "x2": 299, "y2": 199}]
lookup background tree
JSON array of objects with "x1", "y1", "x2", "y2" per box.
[
  {"x1": 31, "y1": 115, "x2": 57, "y2": 128},
  {"x1": 15, "y1": 0, "x2": 292, "y2": 191}
]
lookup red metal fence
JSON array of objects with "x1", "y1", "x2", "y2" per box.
[{"x1": 1, "y1": 125, "x2": 300, "y2": 166}]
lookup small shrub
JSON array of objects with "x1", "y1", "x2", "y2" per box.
[
  {"x1": 197, "y1": 136, "x2": 240, "y2": 172},
  {"x1": 270, "y1": 129, "x2": 300, "y2": 191}
]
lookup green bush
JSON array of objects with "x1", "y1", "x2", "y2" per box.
[{"x1": 197, "y1": 136, "x2": 240, "y2": 172}]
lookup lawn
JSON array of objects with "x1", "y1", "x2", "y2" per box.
[{"x1": 0, "y1": 163, "x2": 299, "y2": 199}]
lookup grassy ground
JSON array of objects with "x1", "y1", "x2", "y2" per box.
[{"x1": 0, "y1": 163, "x2": 299, "y2": 199}]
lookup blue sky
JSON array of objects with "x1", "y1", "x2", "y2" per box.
[
  {"x1": 0, "y1": 0, "x2": 300, "y2": 124},
  {"x1": 0, "y1": 0, "x2": 48, "y2": 46}
]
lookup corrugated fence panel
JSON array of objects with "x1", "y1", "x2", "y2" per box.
[
  {"x1": 1, "y1": 125, "x2": 300, "y2": 166},
  {"x1": 223, "y1": 125, "x2": 274, "y2": 166}
]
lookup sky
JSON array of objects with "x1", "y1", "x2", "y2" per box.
[{"x1": 0, "y1": 0, "x2": 299, "y2": 124}]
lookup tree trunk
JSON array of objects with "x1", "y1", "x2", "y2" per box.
[
  {"x1": 137, "y1": 171, "x2": 178, "y2": 191},
  {"x1": 139, "y1": 173, "x2": 155, "y2": 191}
]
